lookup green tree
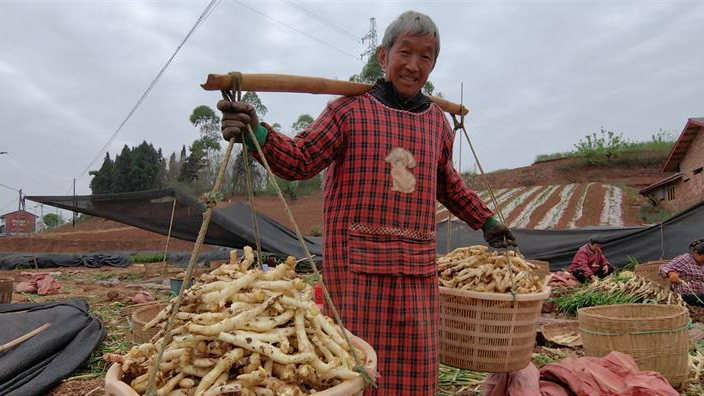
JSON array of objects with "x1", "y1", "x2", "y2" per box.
[
  {"x1": 350, "y1": 52, "x2": 384, "y2": 83},
  {"x1": 89, "y1": 153, "x2": 114, "y2": 194},
  {"x1": 292, "y1": 114, "x2": 314, "y2": 133},
  {"x1": 242, "y1": 92, "x2": 268, "y2": 119},
  {"x1": 575, "y1": 128, "x2": 625, "y2": 165},
  {"x1": 189, "y1": 105, "x2": 221, "y2": 151},
  {"x1": 178, "y1": 139, "x2": 208, "y2": 183},
  {"x1": 422, "y1": 81, "x2": 435, "y2": 96},
  {"x1": 128, "y1": 141, "x2": 162, "y2": 191},
  {"x1": 42, "y1": 213, "x2": 62, "y2": 230},
  {"x1": 112, "y1": 145, "x2": 133, "y2": 193}
]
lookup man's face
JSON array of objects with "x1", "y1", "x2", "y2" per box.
[{"x1": 378, "y1": 34, "x2": 436, "y2": 101}]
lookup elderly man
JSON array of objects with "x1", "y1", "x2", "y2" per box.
[
  {"x1": 217, "y1": 10, "x2": 515, "y2": 395},
  {"x1": 568, "y1": 235, "x2": 615, "y2": 283}
]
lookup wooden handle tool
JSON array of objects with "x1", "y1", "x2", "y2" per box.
[{"x1": 201, "y1": 73, "x2": 468, "y2": 116}]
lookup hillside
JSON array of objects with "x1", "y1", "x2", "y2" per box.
[{"x1": 0, "y1": 157, "x2": 670, "y2": 253}]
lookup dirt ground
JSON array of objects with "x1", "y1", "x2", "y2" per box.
[{"x1": 4, "y1": 265, "x2": 174, "y2": 396}]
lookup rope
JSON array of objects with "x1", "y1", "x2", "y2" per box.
[
  {"x1": 452, "y1": 114, "x2": 518, "y2": 299},
  {"x1": 243, "y1": 122, "x2": 377, "y2": 388},
  {"x1": 145, "y1": 132, "x2": 238, "y2": 396},
  {"x1": 227, "y1": 71, "x2": 263, "y2": 265},
  {"x1": 160, "y1": 198, "x2": 177, "y2": 276},
  {"x1": 660, "y1": 221, "x2": 665, "y2": 260}
]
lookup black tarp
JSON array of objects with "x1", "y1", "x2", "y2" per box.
[
  {"x1": 0, "y1": 299, "x2": 105, "y2": 396},
  {"x1": 437, "y1": 199, "x2": 704, "y2": 270},
  {"x1": 27, "y1": 188, "x2": 323, "y2": 261},
  {"x1": 0, "y1": 253, "x2": 129, "y2": 270},
  {"x1": 27, "y1": 189, "x2": 703, "y2": 271}
]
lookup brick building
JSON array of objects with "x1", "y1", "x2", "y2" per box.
[
  {"x1": 640, "y1": 117, "x2": 704, "y2": 212},
  {"x1": 0, "y1": 209, "x2": 37, "y2": 235}
]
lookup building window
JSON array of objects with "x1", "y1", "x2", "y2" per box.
[
  {"x1": 695, "y1": 167, "x2": 703, "y2": 175},
  {"x1": 667, "y1": 186, "x2": 675, "y2": 201}
]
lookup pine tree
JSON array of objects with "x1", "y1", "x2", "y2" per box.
[{"x1": 88, "y1": 153, "x2": 114, "y2": 194}]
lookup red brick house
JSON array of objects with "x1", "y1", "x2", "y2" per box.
[
  {"x1": 640, "y1": 117, "x2": 704, "y2": 212},
  {"x1": 0, "y1": 210, "x2": 37, "y2": 235}
]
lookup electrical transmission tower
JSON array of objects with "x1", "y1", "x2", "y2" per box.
[{"x1": 360, "y1": 17, "x2": 377, "y2": 60}]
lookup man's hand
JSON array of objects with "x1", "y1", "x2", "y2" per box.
[
  {"x1": 668, "y1": 271, "x2": 681, "y2": 284},
  {"x1": 217, "y1": 100, "x2": 259, "y2": 141},
  {"x1": 482, "y1": 217, "x2": 517, "y2": 249}
]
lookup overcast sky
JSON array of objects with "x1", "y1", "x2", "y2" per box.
[{"x1": 1, "y1": 0, "x2": 703, "y2": 218}]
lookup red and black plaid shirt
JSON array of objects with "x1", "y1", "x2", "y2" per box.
[
  {"x1": 660, "y1": 253, "x2": 704, "y2": 294},
  {"x1": 256, "y1": 92, "x2": 492, "y2": 395}
]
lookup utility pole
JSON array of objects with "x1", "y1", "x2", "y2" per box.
[
  {"x1": 360, "y1": 17, "x2": 377, "y2": 60},
  {"x1": 0, "y1": 143, "x2": 7, "y2": 207},
  {"x1": 72, "y1": 178, "x2": 76, "y2": 228}
]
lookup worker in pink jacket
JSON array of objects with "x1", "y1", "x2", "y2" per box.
[{"x1": 567, "y1": 235, "x2": 614, "y2": 283}]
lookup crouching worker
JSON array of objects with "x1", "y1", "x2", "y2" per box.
[
  {"x1": 660, "y1": 239, "x2": 704, "y2": 306},
  {"x1": 567, "y1": 235, "x2": 615, "y2": 283}
]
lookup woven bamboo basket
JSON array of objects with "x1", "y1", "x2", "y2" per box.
[
  {"x1": 439, "y1": 286, "x2": 551, "y2": 372},
  {"x1": 578, "y1": 304, "x2": 689, "y2": 389},
  {"x1": 527, "y1": 259, "x2": 550, "y2": 280},
  {"x1": 104, "y1": 332, "x2": 377, "y2": 396},
  {"x1": 0, "y1": 277, "x2": 13, "y2": 304},
  {"x1": 131, "y1": 302, "x2": 168, "y2": 344},
  {"x1": 634, "y1": 260, "x2": 670, "y2": 289},
  {"x1": 541, "y1": 320, "x2": 582, "y2": 347}
]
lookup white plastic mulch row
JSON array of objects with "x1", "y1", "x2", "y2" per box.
[
  {"x1": 567, "y1": 182, "x2": 593, "y2": 228},
  {"x1": 511, "y1": 185, "x2": 560, "y2": 228},
  {"x1": 501, "y1": 186, "x2": 542, "y2": 223},
  {"x1": 535, "y1": 183, "x2": 578, "y2": 229},
  {"x1": 599, "y1": 184, "x2": 624, "y2": 226}
]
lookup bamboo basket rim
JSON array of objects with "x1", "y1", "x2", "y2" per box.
[
  {"x1": 439, "y1": 285, "x2": 551, "y2": 302},
  {"x1": 578, "y1": 304, "x2": 688, "y2": 323}
]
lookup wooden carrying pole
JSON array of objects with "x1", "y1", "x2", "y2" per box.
[{"x1": 201, "y1": 73, "x2": 469, "y2": 116}]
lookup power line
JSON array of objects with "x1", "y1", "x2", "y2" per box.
[
  {"x1": 232, "y1": 0, "x2": 361, "y2": 61},
  {"x1": 279, "y1": 0, "x2": 361, "y2": 43},
  {"x1": 0, "y1": 183, "x2": 20, "y2": 192},
  {"x1": 75, "y1": 0, "x2": 220, "y2": 181}
]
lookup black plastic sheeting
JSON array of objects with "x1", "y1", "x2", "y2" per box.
[
  {"x1": 0, "y1": 299, "x2": 105, "y2": 396},
  {"x1": 27, "y1": 189, "x2": 703, "y2": 271},
  {"x1": 27, "y1": 188, "x2": 323, "y2": 260},
  {"x1": 437, "y1": 199, "x2": 704, "y2": 270},
  {"x1": 0, "y1": 253, "x2": 129, "y2": 270}
]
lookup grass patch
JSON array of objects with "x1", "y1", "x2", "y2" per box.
[
  {"x1": 130, "y1": 252, "x2": 166, "y2": 264},
  {"x1": 94, "y1": 272, "x2": 117, "y2": 281}
]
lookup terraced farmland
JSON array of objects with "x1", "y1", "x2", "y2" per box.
[{"x1": 437, "y1": 183, "x2": 641, "y2": 229}]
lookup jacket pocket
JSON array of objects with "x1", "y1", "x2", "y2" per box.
[{"x1": 347, "y1": 223, "x2": 436, "y2": 276}]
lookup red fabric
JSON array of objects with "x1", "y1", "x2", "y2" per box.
[
  {"x1": 482, "y1": 363, "x2": 541, "y2": 396},
  {"x1": 255, "y1": 94, "x2": 492, "y2": 395},
  {"x1": 15, "y1": 273, "x2": 61, "y2": 295},
  {"x1": 567, "y1": 244, "x2": 611, "y2": 278},
  {"x1": 482, "y1": 352, "x2": 678, "y2": 396}
]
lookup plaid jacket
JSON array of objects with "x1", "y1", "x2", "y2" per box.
[
  {"x1": 660, "y1": 253, "x2": 704, "y2": 295},
  {"x1": 257, "y1": 93, "x2": 492, "y2": 395}
]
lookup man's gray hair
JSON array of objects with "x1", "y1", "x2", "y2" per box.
[{"x1": 381, "y1": 11, "x2": 440, "y2": 61}]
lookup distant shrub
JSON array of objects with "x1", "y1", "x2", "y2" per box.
[{"x1": 309, "y1": 226, "x2": 322, "y2": 236}]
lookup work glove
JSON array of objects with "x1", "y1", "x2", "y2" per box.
[
  {"x1": 217, "y1": 100, "x2": 260, "y2": 142},
  {"x1": 668, "y1": 271, "x2": 681, "y2": 284},
  {"x1": 482, "y1": 216, "x2": 517, "y2": 249}
]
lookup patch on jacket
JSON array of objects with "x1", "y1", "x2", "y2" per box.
[{"x1": 385, "y1": 147, "x2": 416, "y2": 194}]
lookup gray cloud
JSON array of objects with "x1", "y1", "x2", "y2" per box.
[{"x1": 1, "y1": 0, "x2": 702, "y2": 216}]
